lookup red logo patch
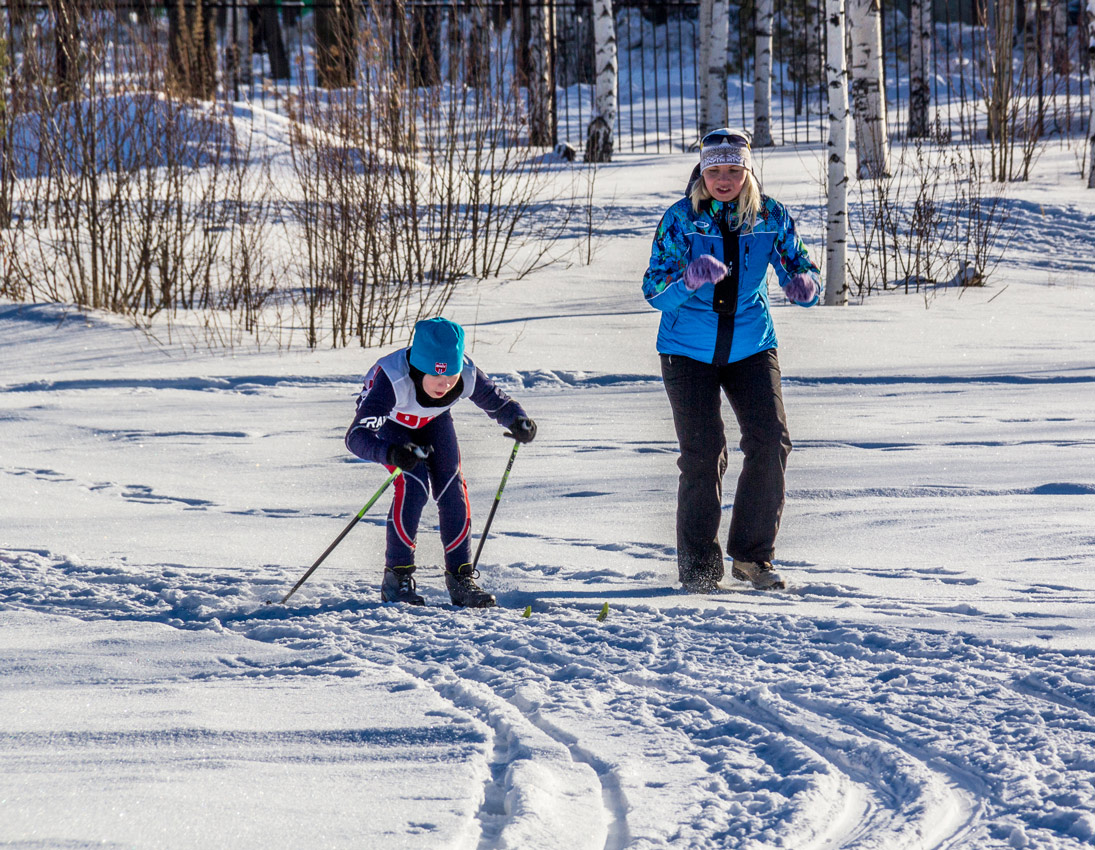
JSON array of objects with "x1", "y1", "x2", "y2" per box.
[{"x1": 434, "y1": 362, "x2": 447, "y2": 374}]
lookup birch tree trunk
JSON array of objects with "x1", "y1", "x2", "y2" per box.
[
  {"x1": 0, "y1": 10, "x2": 11, "y2": 230},
  {"x1": 585, "y1": 0, "x2": 617, "y2": 162},
  {"x1": 1023, "y1": 0, "x2": 1051, "y2": 76},
  {"x1": 985, "y1": 0, "x2": 1016, "y2": 179},
  {"x1": 825, "y1": 0, "x2": 849, "y2": 305},
  {"x1": 528, "y1": 0, "x2": 554, "y2": 146},
  {"x1": 1051, "y1": 0, "x2": 1069, "y2": 72},
  {"x1": 754, "y1": 0, "x2": 775, "y2": 146},
  {"x1": 908, "y1": 0, "x2": 932, "y2": 138},
  {"x1": 1087, "y1": 0, "x2": 1095, "y2": 187},
  {"x1": 700, "y1": 0, "x2": 729, "y2": 133},
  {"x1": 466, "y1": 1, "x2": 490, "y2": 89},
  {"x1": 848, "y1": 0, "x2": 890, "y2": 178},
  {"x1": 698, "y1": 0, "x2": 712, "y2": 128},
  {"x1": 229, "y1": 0, "x2": 252, "y2": 89}
]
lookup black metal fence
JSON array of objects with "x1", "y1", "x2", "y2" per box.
[{"x1": 1, "y1": 0, "x2": 1090, "y2": 152}]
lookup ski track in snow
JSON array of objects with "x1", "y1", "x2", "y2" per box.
[
  {"x1": 3, "y1": 547, "x2": 1095, "y2": 849},
  {"x1": 4, "y1": 284, "x2": 1095, "y2": 848}
]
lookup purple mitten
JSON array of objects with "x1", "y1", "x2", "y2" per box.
[
  {"x1": 785, "y1": 272, "x2": 819, "y2": 305},
  {"x1": 683, "y1": 254, "x2": 728, "y2": 291}
]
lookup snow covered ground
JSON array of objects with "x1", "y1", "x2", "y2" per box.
[{"x1": 3, "y1": 143, "x2": 1095, "y2": 849}]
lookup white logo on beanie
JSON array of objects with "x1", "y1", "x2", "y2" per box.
[{"x1": 701, "y1": 144, "x2": 751, "y2": 172}]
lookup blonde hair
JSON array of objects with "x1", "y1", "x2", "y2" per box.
[{"x1": 689, "y1": 169, "x2": 762, "y2": 232}]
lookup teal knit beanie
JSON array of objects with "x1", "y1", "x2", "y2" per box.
[{"x1": 409, "y1": 318, "x2": 465, "y2": 376}]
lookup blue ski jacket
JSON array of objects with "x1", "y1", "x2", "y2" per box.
[{"x1": 642, "y1": 195, "x2": 820, "y2": 365}]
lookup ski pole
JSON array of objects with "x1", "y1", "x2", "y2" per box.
[
  {"x1": 270, "y1": 468, "x2": 401, "y2": 605},
  {"x1": 471, "y1": 440, "x2": 520, "y2": 571}
]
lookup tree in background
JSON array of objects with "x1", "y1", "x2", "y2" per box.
[
  {"x1": 168, "y1": 0, "x2": 216, "y2": 99},
  {"x1": 0, "y1": 19, "x2": 10, "y2": 230},
  {"x1": 1022, "y1": 0, "x2": 1051, "y2": 135},
  {"x1": 908, "y1": 0, "x2": 932, "y2": 138},
  {"x1": 254, "y1": 3, "x2": 290, "y2": 81},
  {"x1": 560, "y1": 0, "x2": 594, "y2": 87},
  {"x1": 753, "y1": 0, "x2": 775, "y2": 146},
  {"x1": 782, "y1": 0, "x2": 824, "y2": 118},
  {"x1": 825, "y1": 0, "x2": 849, "y2": 304},
  {"x1": 984, "y1": 0, "x2": 1015, "y2": 146},
  {"x1": 586, "y1": 0, "x2": 617, "y2": 162},
  {"x1": 847, "y1": 0, "x2": 890, "y2": 177},
  {"x1": 698, "y1": 0, "x2": 729, "y2": 134},
  {"x1": 316, "y1": 0, "x2": 356, "y2": 88},
  {"x1": 52, "y1": 0, "x2": 81, "y2": 102},
  {"x1": 409, "y1": 2, "x2": 442, "y2": 87},
  {"x1": 227, "y1": 0, "x2": 253, "y2": 91},
  {"x1": 1051, "y1": 0, "x2": 1069, "y2": 74},
  {"x1": 1087, "y1": 0, "x2": 1095, "y2": 187},
  {"x1": 466, "y1": 0, "x2": 491, "y2": 89},
  {"x1": 527, "y1": 0, "x2": 554, "y2": 146}
]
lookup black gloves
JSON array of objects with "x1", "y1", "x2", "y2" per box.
[
  {"x1": 386, "y1": 418, "x2": 532, "y2": 471},
  {"x1": 504, "y1": 416, "x2": 537, "y2": 444},
  {"x1": 387, "y1": 442, "x2": 431, "y2": 471}
]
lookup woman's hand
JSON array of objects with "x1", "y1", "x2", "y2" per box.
[
  {"x1": 785, "y1": 272, "x2": 820, "y2": 305},
  {"x1": 683, "y1": 255, "x2": 728, "y2": 291}
]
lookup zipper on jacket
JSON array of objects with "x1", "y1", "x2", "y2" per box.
[{"x1": 712, "y1": 208, "x2": 740, "y2": 365}]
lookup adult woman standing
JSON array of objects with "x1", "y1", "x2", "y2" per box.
[{"x1": 642, "y1": 129, "x2": 820, "y2": 592}]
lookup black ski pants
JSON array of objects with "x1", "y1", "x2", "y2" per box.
[{"x1": 660, "y1": 348, "x2": 792, "y2": 582}]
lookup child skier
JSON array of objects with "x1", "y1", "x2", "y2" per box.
[{"x1": 345, "y1": 317, "x2": 536, "y2": 607}]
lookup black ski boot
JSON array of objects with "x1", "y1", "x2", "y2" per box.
[
  {"x1": 445, "y1": 565, "x2": 496, "y2": 608},
  {"x1": 380, "y1": 566, "x2": 425, "y2": 605}
]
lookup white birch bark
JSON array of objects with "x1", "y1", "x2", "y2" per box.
[
  {"x1": 848, "y1": 0, "x2": 890, "y2": 178},
  {"x1": 754, "y1": 0, "x2": 775, "y2": 146},
  {"x1": 585, "y1": 0, "x2": 618, "y2": 162},
  {"x1": 908, "y1": 0, "x2": 931, "y2": 138},
  {"x1": 1087, "y1": 0, "x2": 1095, "y2": 187},
  {"x1": 698, "y1": 0, "x2": 712, "y2": 132},
  {"x1": 700, "y1": 0, "x2": 729, "y2": 133},
  {"x1": 528, "y1": 0, "x2": 553, "y2": 147},
  {"x1": 825, "y1": 0, "x2": 849, "y2": 305}
]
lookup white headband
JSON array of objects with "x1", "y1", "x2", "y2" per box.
[{"x1": 700, "y1": 143, "x2": 752, "y2": 172}]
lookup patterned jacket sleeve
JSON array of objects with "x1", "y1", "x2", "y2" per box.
[
  {"x1": 642, "y1": 203, "x2": 697, "y2": 313},
  {"x1": 345, "y1": 368, "x2": 396, "y2": 464},
  {"x1": 468, "y1": 367, "x2": 526, "y2": 428},
  {"x1": 769, "y1": 201, "x2": 821, "y2": 289}
]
